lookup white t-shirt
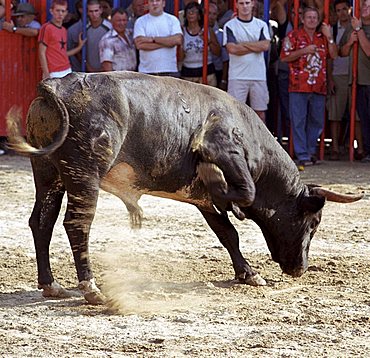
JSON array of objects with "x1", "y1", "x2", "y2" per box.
[
  {"x1": 26, "y1": 20, "x2": 41, "y2": 30},
  {"x1": 134, "y1": 12, "x2": 182, "y2": 73},
  {"x1": 182, "y1": 28, "x2": 212, "y2": 69},
  {"x1": 223, "y1": 16, "x2": 270, "y2": 81}
]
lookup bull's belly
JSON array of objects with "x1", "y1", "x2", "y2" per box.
[{"x1": 100, "y1": 162, "x2": 214, "y2": 211}]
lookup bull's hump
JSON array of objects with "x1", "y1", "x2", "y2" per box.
[{"x1": 100, "y1": 163, "x2": 214, "y2": 211}]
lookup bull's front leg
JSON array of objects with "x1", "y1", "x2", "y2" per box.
[
  {"x1": 199, "y1": 209, "x2": 266, "y2": 286},
  {"x1": 197, "y1": 148, "x2": 255, "y2": 218},
  {"x1": 197, "y1": 162, "x2": 250, "y2": 220},
  {"x1": 63, "y1": 186, "x2": 105, "y2": 305}
]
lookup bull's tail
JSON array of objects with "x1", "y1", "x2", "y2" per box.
[{"x1": 6, "y1": 84, "x2": 70, "y2": 157}]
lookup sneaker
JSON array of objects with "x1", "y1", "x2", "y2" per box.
[
  {"x1": 299, "y1": 160, "x2": 314, "y2": 167},
  {"x1": 297, "y1": 160, "x2": 313, "y2": 171},
  {"x1": 310, "y1": 155, "x2": 322, "y2": 165},
  {"x1": 360, "y1": 154, "x2": 370, "y2": 163}
]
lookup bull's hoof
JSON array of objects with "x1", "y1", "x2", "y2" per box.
[
  {"x1": 237, "y1": 273, "x2": 267, "y2": 286},
  {"x1": 40, "y1": 281, "x2": 73, "y2": 298},
  {"x1": 84, "y1": 291, "x2": 106, "y2": 305},
  {"x1": 231, "y1": 203, "x2": 246, "y2": 221},
  {"x1": 129, "y1": 209, "x2": 143, "y2": 229},
  {"x1": 78, "y1": 279, "x2": 106, "y2": 305}
]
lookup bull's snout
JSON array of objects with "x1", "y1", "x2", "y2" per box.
[{"x1": 280, "y1": 264, "x2": 307, "y2": 278}]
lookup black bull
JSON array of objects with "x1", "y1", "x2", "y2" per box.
[{"x1": 7, "y1": 72, "x2": 362, "y2": 304}]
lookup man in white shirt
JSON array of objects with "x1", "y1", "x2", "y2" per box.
[
  {"x1": 224, "y1": 0, "x2": 270, "y2": 122},
  {"x1": 133, "y1": 0, "x2": 182, "y2": 76}
]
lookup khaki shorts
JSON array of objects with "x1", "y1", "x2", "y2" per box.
[
  {"x1": 327, "y1": 74, "x2": 359, "y2": 121},
  {"x1": 228, "y1": 79, "x2": 269, "y2": 111},
  {"x1": 181, "y1": 73, "x2": 217, "y2": 87}
]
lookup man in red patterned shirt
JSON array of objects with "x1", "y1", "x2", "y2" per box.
[
  {"x1": 38, "y1": 0, "x2": 85, "y2": 79},
  {"x1": 281, "y1": 6, "x2": 337, "y2": 169}
]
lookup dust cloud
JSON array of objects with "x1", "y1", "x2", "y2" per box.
[{"x1": 100, "y1": 248, "x2": 215, "y2": 315}]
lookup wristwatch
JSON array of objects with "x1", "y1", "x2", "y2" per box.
[
  {"x1": 355, "y1": 26, "x2": 361, "y2": 31},
  {"x1": 12, "y1": 26, "x2": 17, "y2": 33}
]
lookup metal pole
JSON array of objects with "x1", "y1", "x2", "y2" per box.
[
  {"x1": 5, "y1": 0, "x2": 10, "y2": 21},
  {"x1": 264, "y1": 0, "x2": 270, "y2": 65},
  {"x1": 293, "y1": 0, "x2": 299, "y2": 29},
  {"x1": 289, "y1": 0, "x2": 299, "y2": 157},
  {"x1": 174, "y1": 0, "x2": 179, "y2": 16},
  {"x1": 349, "y1": 0, "x2": 360, "y2": 161},
  {"x1": 319, "y1": 0, "x2": 330, "y2": 161},
  {"x1": 81, "y1": 0, "x2": 88, "y2": 72},
  {"x1": 174, "y1": 0, "x2": 180, "y2": 66},
  {"x1": 202, "y1": 0, "x2": 209, "y2": 84},
  {"x1": 264, "y1": 0, "x2": 270, "y2": 23}
]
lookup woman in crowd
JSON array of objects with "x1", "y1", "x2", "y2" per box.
[{"x1": 179, "y1": 1, "x2": 220, "y2": 86}]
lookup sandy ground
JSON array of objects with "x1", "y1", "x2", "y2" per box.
[{"x1": 0, "y1": 155, "x2": 369, "y2": 357}]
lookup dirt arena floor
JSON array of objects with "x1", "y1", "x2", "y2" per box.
[{"x1": 0, "y1": 154, "x2": 369, "y2": 357}]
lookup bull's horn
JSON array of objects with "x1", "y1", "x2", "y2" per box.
[{"x1": 311, "y1": 188, "x2": 364, "y2": 203}]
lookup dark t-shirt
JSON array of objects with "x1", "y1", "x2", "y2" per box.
[{"x1": 340, "y1": 24, "x2": 370, "y2": 85}]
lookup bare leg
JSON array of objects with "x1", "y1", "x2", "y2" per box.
[
  {"x1": 330, "y1": 121, "x2": 340, "y2": 160},
  {"x1": 255, "y1": 110, "x2": 266, "y2": 124},
  {"x1": 356, "y1": 121, "x2": 364, "y2": 156}
]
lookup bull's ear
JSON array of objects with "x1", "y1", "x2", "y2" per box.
[{"x1": 300, "y1": 195, "x2": 326, "y2": 213}]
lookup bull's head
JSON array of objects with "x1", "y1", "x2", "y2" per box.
[
  {"x1": 192, "y1": 110, "x2": 363, "y2": 278},
  {"x1": 248, "y1": 186, "x2": 363, "y2": 278}
]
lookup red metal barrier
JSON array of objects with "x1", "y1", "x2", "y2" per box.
[
  {"x1": 0, "y1": 0, "x2": 45, "y2": 136},
  {"x1": 202, "y1": 0, "x2": 209, "y2": 84},
  {"x1": 318, "y1": 0, "x2": 331, "y2": 161},
  {"x1": 349, "y1": 0, "x2": 360, "y2": 162}
]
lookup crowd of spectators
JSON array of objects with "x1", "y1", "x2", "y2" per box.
[{"x1": 1, "y1": 0, "x2": 369, "y2": 167}]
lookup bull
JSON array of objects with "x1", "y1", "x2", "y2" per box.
[{"x1": 7, "y1": 72, "x2": 362, "y2": 304}]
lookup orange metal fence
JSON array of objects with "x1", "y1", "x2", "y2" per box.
[{"x1": 0, "y1": 0, "x2": 46, "y2": 136}]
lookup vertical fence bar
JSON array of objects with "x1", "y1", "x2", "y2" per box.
[
  {"x1": 202, "y1": 0, "x2": 209, "y2": 84},
  {"x1": 174, "y1": 0, "x2": 179, "y2": 16},
  {"x1": 319, "y1": 0, "x2": 330, "y2": 161},
  {"x1": 349, "y1": 0, "x2": 359, "y2": 161},
  {"x1": 81, "y1": 0, "x2": 87, "y2": 72},
  {"x1": 289, "y1": 0, "x2": 300, "y2": 157}
]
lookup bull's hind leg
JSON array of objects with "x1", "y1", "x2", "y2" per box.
[
  {"x1": 199, "y1": 209, "x2": 266, "y2": 286},
  {"x1": 100, "y1": 163, "x2": 143, "y2": 228},
  {"x1": 62, "y1": 177, "x2": 105, "y2": 305},
  {"x1": 29, "y1": 158, "x2": 70, "y2": 298}
]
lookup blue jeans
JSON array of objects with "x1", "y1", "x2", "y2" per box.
[
  {"x1": 356, "y1": 85, "x2": 370, "y2": 155},
  {"x1": 289, "y1": 92, "x2": 325, "y2": 161},
  {"x1": 278, "y1": 69, "x2": 290, "y2": 137}
]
